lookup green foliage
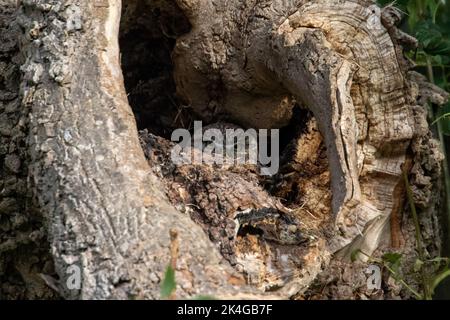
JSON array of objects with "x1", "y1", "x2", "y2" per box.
[
  {"x1": 160, "y1": 265, "x2": 176, "y2": 299},
  {"x1": 382, "y1": 252, "x2": 403, "y2": 264},
  {"x1": 415, "y1": 20, "x2": 450, "y2": 56},
  {"x1": 434, "y1": 104, "x2": 450, "y2": 135},
  {"x1": 382, "y1": 252, "x2": 403, "y2": 278},
  {"x1": 351, "y1": 248, "x2": 361, "y2": 262},
  {"x1": 193, "y1": 295, "x2": 218, "y2": 300},
  {"x1": 378, "y1": 1, "x2": 450, "y2": 130},
  {"x1": 159, "y1": 265, "x2": 218, "y2": 300}
]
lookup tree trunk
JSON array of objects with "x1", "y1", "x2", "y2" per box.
[{"x1": 0, "y1": 0, "x2": 448, "y2": 299}]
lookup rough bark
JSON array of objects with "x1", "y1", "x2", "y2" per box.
[
  {"x1": 0, "y1": 0, "x2": 57, "y2": 299},
  {"x1": 0, "y1": 0, "x2": 448, "y2": 299}
]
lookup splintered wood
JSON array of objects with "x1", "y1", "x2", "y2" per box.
[{"x1": 166, "y1": 0, "x2": 448, "y2": 294}]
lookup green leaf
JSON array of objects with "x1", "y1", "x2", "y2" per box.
[
  {"x1": 436, "y1": 103, "x2": 450, "y2": 135},
  {"x1": 432, "y1": 54, "x2": 443, "y2": 65},
  {"x1": 160, "y1": 265, "x2": 176, "y2": 299},
  {"x1": 414, "y1": 259, "x2": 424, "y2": 272},
  {"x1": 407, "y1": 1, "x2": 419, "y2": 30},
  {"x1": 441, "y1": 55, "x2": 450, "y2": 65},
  {"x1": 382, "y1": 252, "x2": 403, "y2": 264},
  {"x1": 428, "y1": 0, "x2": 440, "y2": 23},
  {"x1": 427, "y1": 40, "x2": 450, "y2": 56},
  {"x1": 426, "y1": 257, "x2": 450, "y2": 265},
  {"x1": 414, "y1": 20, "x2": 450, "y2": 55},
  {"x1": 430, "y1": 267, "x2": 450, "y2": 294},
  {"x1": 351, "y1": 249, "x2": 362, "y2": 262},
  {"x1": 382, "y1": 252, "x2": 403, "y2": 277},
  {"x1": 441, "y1": 118, "x2": 450, "y2": 135},
  {"x1": 193, "y1": 295, "x2": 218, "y2": 300}
]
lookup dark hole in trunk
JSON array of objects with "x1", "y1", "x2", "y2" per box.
[
  {"x1": 119, "y1": 0, "x2": 323, "y2": 208},
  {"x1": 119, "y1": 0, "x2": 192, "y2": 138},
  {"x1": 119, "y1": 0, "x2": 307, "y2": 156},
  {"x1": 118, "y1": 0, "x2": 329, "y2": 267}
]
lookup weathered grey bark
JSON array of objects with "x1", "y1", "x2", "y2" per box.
[
  {"x1": 0, "y1": 0, "x2": 447, "y2": 299},
  {"x1": 0, "y1": 0, "x2": 57, "y2": 299}
]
